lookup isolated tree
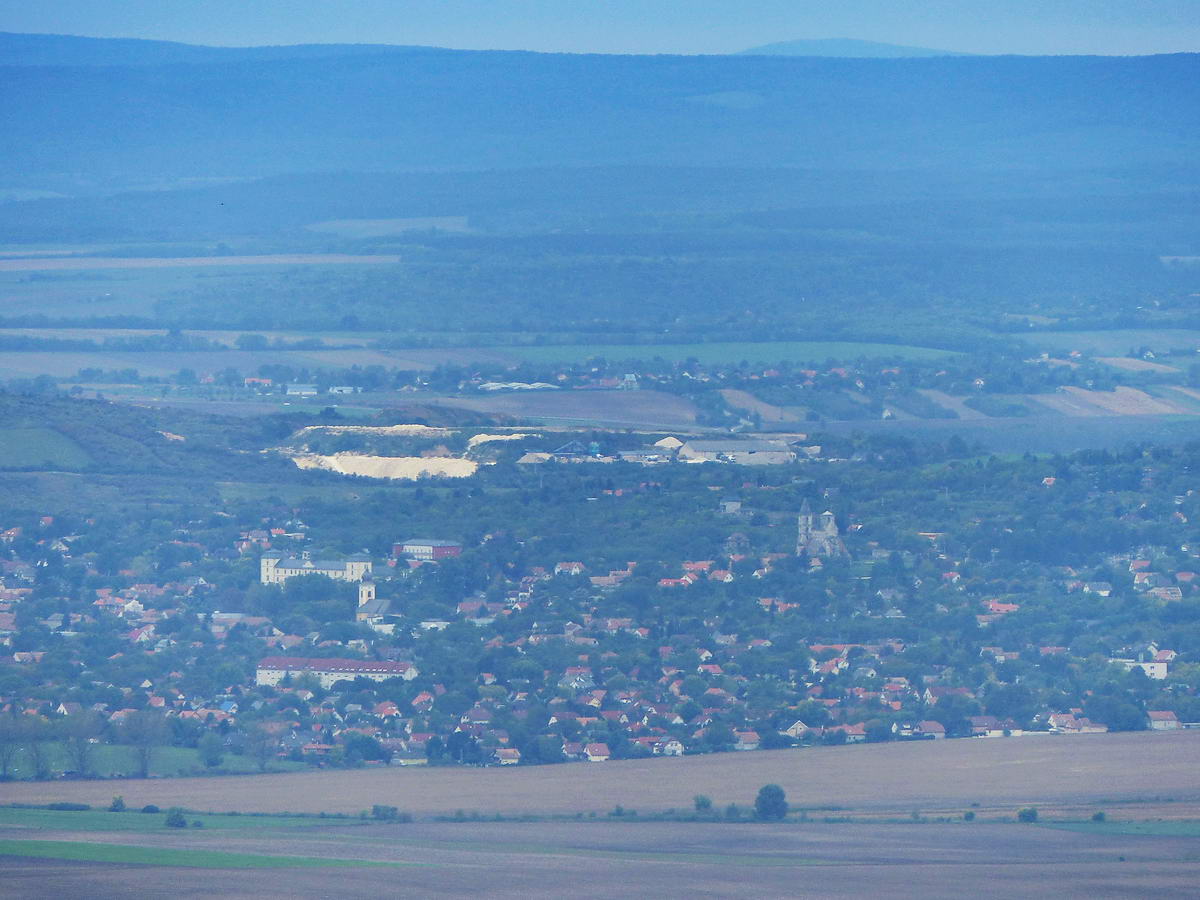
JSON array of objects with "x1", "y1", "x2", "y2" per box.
[
  {"x1": 0, "y1": 714, "x2": 21, "y2": 779},
  {"x1": 63, "y1": 712, "x2": 104, "y2": 778},
  {"x1": 23, "y1": 719, "x2": 53, "y2": 780},
  {"x1": 244, "y1": 725, "x2": 277, "y2": 772},
  {"x1": 121, "y1": 711, "x2": 169, "y2": 779},
  {"x1": 754, "y1": 784, "x2": 788, "y2": 822},
  {"x1": 197, "y1": 732, "x2": 224, "y2": 769}
]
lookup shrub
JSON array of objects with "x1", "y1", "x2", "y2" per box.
[
  {"x1": 371, "y1": 804, "x2": 399, "y2": 821},
  {"x1": 46, "y1": 803, "x2": 90, "y2": 812},
  {"x1": 693, "y1": 795, "x2": 713, "y2": 813},
  {"x1": 141, "y1": 805, "x2": 160, "y2": 814},
  {"x1": 1017, "y1": 807, "x2": 1039, "y2": 823},
  {"x1": 108, "y1": 796, "x2": 126, "y2": 813},
  {"x1": 963, "y1": 811, "x2": 975, "y2": 822},
  {"x1": 1092, "y1": 811, "x2": 1106, "y2": 822},
  {"x1": 164, "y1": 808, "x2": 188, "y2": 828}
]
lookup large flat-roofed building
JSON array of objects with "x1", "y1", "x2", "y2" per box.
[
  {"x1": 256, "y1": 656, "x2": 417, "y2": 688},
  {"x1": 678, "y1": 440, "x2": 796, "y2": 466},
  {"x1": 260, "y1": 551, "x2": 372, "y2": 585},
  {"x1": 393, "y1": 539, "x2": 462, "y2": 561}
]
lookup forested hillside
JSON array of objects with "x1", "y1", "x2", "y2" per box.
[{"x1": 2, "y1": 46, "x2": 1196, "y2": 182}]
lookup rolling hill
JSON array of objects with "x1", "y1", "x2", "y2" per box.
[
  {"x1": 0, "y1": 35, "x2": 1195, "y2": 186},
  {"x1": 739, "y1": 38, "x2": 966, "y2": 57}
]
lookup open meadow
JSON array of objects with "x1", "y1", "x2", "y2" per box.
[
  {"x1": 1022, "y1": 330, "x2": 1200, "y2": 356},
  {"x1": 5, "y1": 734, "x2": 1198, "y2": 897},
  {"x1": 431, "y1": 389, "x2": 700, "y2": 427},
  {"x1": 5, "y1": 731, "x2": 1197, "y2": 819},
  {"x1": 0, "y1": 815, "x2": 1197, "y2": 898}
]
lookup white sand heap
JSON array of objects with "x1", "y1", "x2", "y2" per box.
[
  {"x1": 290, "y1": 452, "x2": 477, "y2": 480},
  {"x1": 294, "y1": 424, "x2": 451, "y2": 438},
  {"x1": 467, "y1": 432, "x2": 536, "y2": 449}
]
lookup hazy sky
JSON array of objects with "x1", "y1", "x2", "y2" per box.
[{"x1": 2, "y1": 0, "x2": 1197, "y2": 55}]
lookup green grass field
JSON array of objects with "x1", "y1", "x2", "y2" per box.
[
  {"x1": 0, "y1": 427, "x2": 91, "y2": 469},
  {"x1": 504, "y1": 341, "x2": 959, "y2": 366},
  {"x1": 1023, "y1": 329, "x2": 1200, "y2": 356},
  {"x1": 0, "y1": 839, "x2": 397, "y2": 869},
  {"x1": 1044, "y1": 820, "x2": 1200, "y2": 838},
  {"x1": 3, "y1": 743, "x2": 305, "y2": 780},
  {"x1": 0, "y1": 806, "x2": 365, "y2": 833}
]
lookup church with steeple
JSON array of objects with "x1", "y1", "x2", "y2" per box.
[{"x1": 796, "y1": 499, "x2": 849, "y2": 559}]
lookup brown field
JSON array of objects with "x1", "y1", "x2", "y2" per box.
[
  {"x1": 4, "y1": 734, "x2": 1199, "y2": 897},
  {"x1": 1096, "y1": 357, "x2": 1181, "y2": 374},
  {"x1": 3, "y1": 820, "x2": 1198, "y2": 898},
  {"x1": 0, "y1": 254, "x2": 400, "y2": 272},
  {"x1": 1060, "y1": 386, "x2": 1189, "y2": 416},
  {"x1": 432, "y1": 389, "x2": 700, "y2": 427},
  {"x1": 1024, "y1": 393, "x2": 1107, "y2": 417},
  {"x1": 6, "y1": 732, "x2": 1197, "y2": 818},
  {"x1": 306, "y1": 216, "x2": 471, "y2": 236},
  {"x1": 720, "y1": 388, "x2": 800, "y2": 423},
  {"x1": 1025, "y1": 387, "x2": 1185, "y2": 418},
  {"x1": 1168, "y1": 385, "x2": 1200, "y2": 404},
  {"x1": 916, "y1": 389, "x2": 988, "y2": 419}
]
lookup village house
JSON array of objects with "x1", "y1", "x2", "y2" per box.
[{"x1": 1147, "y1": 710, "x2": 1181, "y2": 730}]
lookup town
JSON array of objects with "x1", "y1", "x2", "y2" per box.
[{"x1": 0, "y1": 420, "x2": 1194, "y2": 777}]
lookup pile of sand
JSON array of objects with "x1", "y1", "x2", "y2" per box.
[
  {"x1": 467, "y1": 432, "x2": 535, "y2": 448},
  {"x1": 290, "y1": 452, "x2": 476, "y2": 480},
  {"x1": 294, "y1": 424, "x2": 450, "y2": 438}
]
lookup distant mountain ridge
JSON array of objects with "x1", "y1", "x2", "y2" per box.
[
  {"x1": 0, "y1": 32, "x2": 1195, "y2": 187},
  {"x1": 739, "y1": 38, "x2": 968, "y2": 58},
  {"x1": 0, "y1": 31, "x2": 442, "y2": 67}
]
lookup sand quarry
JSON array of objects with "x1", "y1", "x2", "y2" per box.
[{"x1": 290, "y1": 452, "x2": 478, "y2": 480}]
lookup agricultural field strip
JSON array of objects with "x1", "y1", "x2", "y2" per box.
[
  {"x1": 6, "y1": 732, "x2": 1197, "y2": 817},
  {"x1": 0, "y1": 838, "x2": 406, "y2": 869},
  {"x1": 1061, "y1": 386, "x2": 1189, "y2": 416},
  {"x1": 0, "y1": 825, "x2": 819, "y2": 869},
  {"x1": 0, "y1": 808, "x2": 365, "y2": 832},
  {"x1": 1096, "y1": 357, "x2": 1181, "y2": 374},
  {"x1": 915, "y1": 389, "x2": 987, "y2": 419},
  {"x1": 1022, "y1": 330, "x2": 1200, "y2": 355},
  {"x1": 505, "y1": 341, "x2": 960, "y2": 365},
  {"x1": 6, "y1": 820, "x2": 1198, "y2": 872},
  {"x1": 0, "y1": 254, "x2": 402, "y2": 271}
]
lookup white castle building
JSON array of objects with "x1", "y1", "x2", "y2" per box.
[{"x1": 260, "y1": 550, "x2": 372, "y2": 585}]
